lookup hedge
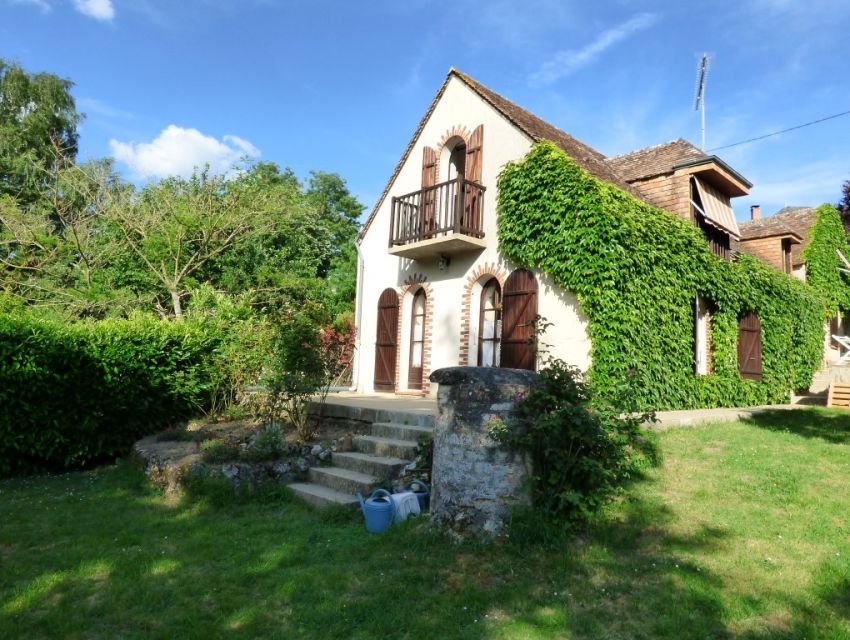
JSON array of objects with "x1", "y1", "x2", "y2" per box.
[
  {"x1": 0, "y1": 313, "x2": 222, "y2": 476},
  {"x1": 497, "y1": 141, "x2": 827, "y2": 411}
]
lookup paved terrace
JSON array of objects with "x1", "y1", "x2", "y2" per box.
[{"x1": 322, "y1": 393, "x2": 821, "y2": 430}]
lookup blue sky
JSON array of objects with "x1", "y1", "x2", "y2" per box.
[{"x1": 3, "y1": 0, "x2": 849, "y2": 221}]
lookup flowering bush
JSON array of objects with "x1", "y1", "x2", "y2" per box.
[
  {"x1": 491, "y1": 359, "x2": 658, "y2": 529},
  {"x1": 264, "y1": 304, "x2": 355, "y2": 441}
]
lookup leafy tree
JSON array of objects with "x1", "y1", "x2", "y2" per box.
[
  {"x1": 103, "y1": 167, "x2": 294, "y2": 318},
  {"x1": 0, "y1": 59, "x2": 82, "y2": 208},
  {"x1": 838, "y1": 179, "x2": 850, "y2": 228},
  {"x1": 0, "y1": 158, "x2": 130, "y2": 316},
  {"x1": 304, "y1": 171, "x2": 363, "y2": 309}
]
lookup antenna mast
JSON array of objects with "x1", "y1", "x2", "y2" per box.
[{"x1": 694, "y1": 54, "x2": 710, "y2": 151}]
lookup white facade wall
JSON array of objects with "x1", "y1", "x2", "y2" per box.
[{"x1": 354, "y1": 77, "x2": 590, "y2": 395}]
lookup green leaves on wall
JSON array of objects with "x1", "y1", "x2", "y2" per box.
[{"x1": 497, "y1": 141, "x2": 826, "y2": 410}]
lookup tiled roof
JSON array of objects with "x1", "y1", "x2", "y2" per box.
[
  {"x1": 739, "y1": 206, "x2": 816, "y2": 264},
  {"x1": 359, "y1": 68, "x2": 636, "y2": 241},
  {"x1": 605, "y1": 139, "x2": 706, "y2": 182},
  {"x1": 452, "y1": 70, "x2": 635, "y2": 193}
]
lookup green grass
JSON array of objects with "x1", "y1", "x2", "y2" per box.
[{"x1": 2, "y1": 407, "x2": 850, "y2": 639}]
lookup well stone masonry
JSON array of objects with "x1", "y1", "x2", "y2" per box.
[{"x1": 429, "y1": 366, "x2": 537, "y2": 536}]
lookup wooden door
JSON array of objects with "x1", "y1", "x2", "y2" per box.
[
  {"x1": 408, "y1": 289, "x2": 426, "y2": 390},
  {"x1": 501, "y1": 269, "x2": 538, "y2": 371},
  {"x1": 374, "y1": 289, "x2": 399, "y2": 391},
  {"x1": 738, "y1": 312, "x2": 763, "y2": 381}
]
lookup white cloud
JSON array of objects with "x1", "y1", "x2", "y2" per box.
[
  {"x1": 529, "y1": 13, "x2": 658, "y2": 88},
  {"x1": 77, "y1": 97, "x2": 134, "y2": 119},
  {"x1": 72, "y1": 0, "x2": 114, "y2": 21},
  {"x1": 7, "y1": 0, "x2": 51, "y2": 12},
  {"x1": 110, "y1": 125, "x2": 261, "y2": 180}
]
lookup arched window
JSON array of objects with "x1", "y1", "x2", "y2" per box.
[
  {"x1": 373, "y1": 289, "x2": 398, "y2": 392},
  {"x1": 408, "y1": 289, "x2": 426, "y2": 390},
  {"x1": 478, "y1": 279, "x2": 501, "y2": 367}
]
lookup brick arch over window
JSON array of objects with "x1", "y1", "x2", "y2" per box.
[
  {"x1": 436, "y1": 125, "x2": 472, "y2": 153},
  {"x1": 396, "y1": 273, "x2": 434, "y2": 396},
  {"x1": 458, "y1": 262, "x2": 509, "y2": 365}
]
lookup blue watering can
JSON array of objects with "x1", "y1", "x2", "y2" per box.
[
  {"x1": 357, "y1": 489, "x2": 395, "y2": 533},
  {"x1": 404, "y1": 480, "x2": 430, "y2": 511}
]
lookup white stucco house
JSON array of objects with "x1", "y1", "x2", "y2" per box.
[{"x1": 352, "y1": 69, "x2": 752, "y2": 396}]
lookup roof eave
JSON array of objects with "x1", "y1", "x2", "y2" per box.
[{"x1": 673, "y1": 155, "x2": 753, "y2": 191}]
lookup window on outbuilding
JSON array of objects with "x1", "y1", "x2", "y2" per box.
[
  {"x1": 737, "y1": 312, "x2": 763, "y2": 381},
  {"x1": 694, "y1": 297, "x2": 714, "y2": 375},
  {"x1": 690, "y1": 176, "x2": 736, "y2": 260},
  {"x1": 782, "y1": 238, "x2": 793, "y2": 274}
]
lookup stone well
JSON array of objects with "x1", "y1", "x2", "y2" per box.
[{"x1": 428, "y1": 366, "x2": 537, "y2": 536}]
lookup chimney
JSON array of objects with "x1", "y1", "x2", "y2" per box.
[{"x1": 750, "y1": 204, "x2": 761, "y2": 220}]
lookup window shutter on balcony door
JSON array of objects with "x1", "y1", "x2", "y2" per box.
[
  {"x1": 466, "y1": 125, "x2": 483, "y2": 182},
  {"x1": 463, "y1": 125, "x2": 483, "y2": 231},
  {"x1": 421, "y1": 146, "x2": 437, "y2": 236}
]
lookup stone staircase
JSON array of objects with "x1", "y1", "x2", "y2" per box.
[{"x1": 289, "y1": 410, "x2": 435, "y2": 508}]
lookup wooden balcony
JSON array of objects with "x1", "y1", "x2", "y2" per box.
[{"x1": 388, "y1": 177, "x2": 486, "y2": 260}]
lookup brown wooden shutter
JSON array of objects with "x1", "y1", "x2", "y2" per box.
[
  {"x1": 501, "y1": 269, "x2": 538, "y2": 371},
  {"x1": 421, "y1": 146, "x2": 437, "y2": 237},
  {"x1": 737, "y1": 312, "x2": 763, "y2": 381},
  {"x1": 465, "y1": 125, "x2": 483, "y2": 183},
  {"x1": 463, "y1": 125, "x2": 483, "y2": 231},
  {"x1": 374, "y1": 289, "x2": 399, "y2": 391}
]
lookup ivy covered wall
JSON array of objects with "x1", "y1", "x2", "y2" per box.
[
  {"x1": 497, "y1": 141, "x2": 826, "y2": 411},
  {"x1": 803, "y1": 204, "x2": 850, "y2": 316}
]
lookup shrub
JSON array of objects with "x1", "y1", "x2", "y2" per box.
[
  {"x1": 241, "y1": 423, "x2": 286, "y2": 462},
  {"x1": 264, "y1": 303, "x2": 355, "y2": 441},
  {"x1": 491, "y1": 360, "x2": 658, "y2": 529},
  {"x1": 0, "y1": 312, "x2": 222, "y2": 476},
  {"x1": 199, "y1": 438, "x2": 238, "y2": 464}
]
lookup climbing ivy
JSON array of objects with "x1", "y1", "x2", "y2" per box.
[
  {"x1": 497, "y1": 141, "x2": 825, "y2": 410},
  {"x1": 803, "y1": 204, "x2": 850, "y2": 316}
]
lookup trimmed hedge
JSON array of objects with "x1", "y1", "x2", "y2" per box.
[
  {"x1": 497, "y1": 141, "x2": 825, "y2": 411},
  {"x1": 0, "y1": 313, "x2": 222, "y2": 476}
]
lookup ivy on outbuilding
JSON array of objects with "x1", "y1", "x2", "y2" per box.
[
  {"x1": 803, "y1": 203, "x2": 850, "y2": 316},
  {"x1": 497, "y1": 141, "x2": 826, "y2": 411}
]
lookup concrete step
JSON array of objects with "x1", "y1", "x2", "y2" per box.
[
  {"x1": 310, "y1": 400, "x2": 436, "y2": 429},
  {"x1": 354, "y1": 435, "x2": 418, "y2": 459},
  {"x1": 791, "y1": 393, "x2": 826, "y2": 406},
  {"x1": 332, "y1": 451, "x2": 409, "y2": 477},
  {"x1": 289, "y1": 482, "x2": 359, "y2": 508},
  {"x1": 371, "y1": 422, "x2": 434, "y2": 441},
  {"x1": 308, "y1": 466, "x2": 378, "y2": 495}
]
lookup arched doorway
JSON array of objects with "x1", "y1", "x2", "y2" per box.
[
  {"x1": 374, "y1": 288, "x2": 399, "y2": 392},
  {"x1": 501, "y1": 269, "x2": 538, "y2": 371},
  {"x1": 408, "y1": 289, "x2": 426, "y2": 390}
]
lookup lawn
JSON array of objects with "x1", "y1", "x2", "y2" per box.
[{"x1": 2, "y1": 407, "x2": 850, "y2": 639}]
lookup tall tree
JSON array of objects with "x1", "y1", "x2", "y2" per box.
[
  {"x1": 838, "y1": 180, "x2": 850, "y2": 214},
  {"x1": 304, "y1": 171, "x2": 363, "y2": 308},
  {"x1": 0, "y1": 59, "x2": 82, "y2": 208}
]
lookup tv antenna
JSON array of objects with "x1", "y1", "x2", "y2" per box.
[{"x1": 694, "y1": 54, "x2": 710, "y2": 151}]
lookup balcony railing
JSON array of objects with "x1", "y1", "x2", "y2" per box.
[{"x1": 389, "y1": 177, "x2": 485, "y2": 252}]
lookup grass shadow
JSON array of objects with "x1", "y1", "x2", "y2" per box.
[{"x1": 742, "y1": 407, "x2": 850, "y2": 444}]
